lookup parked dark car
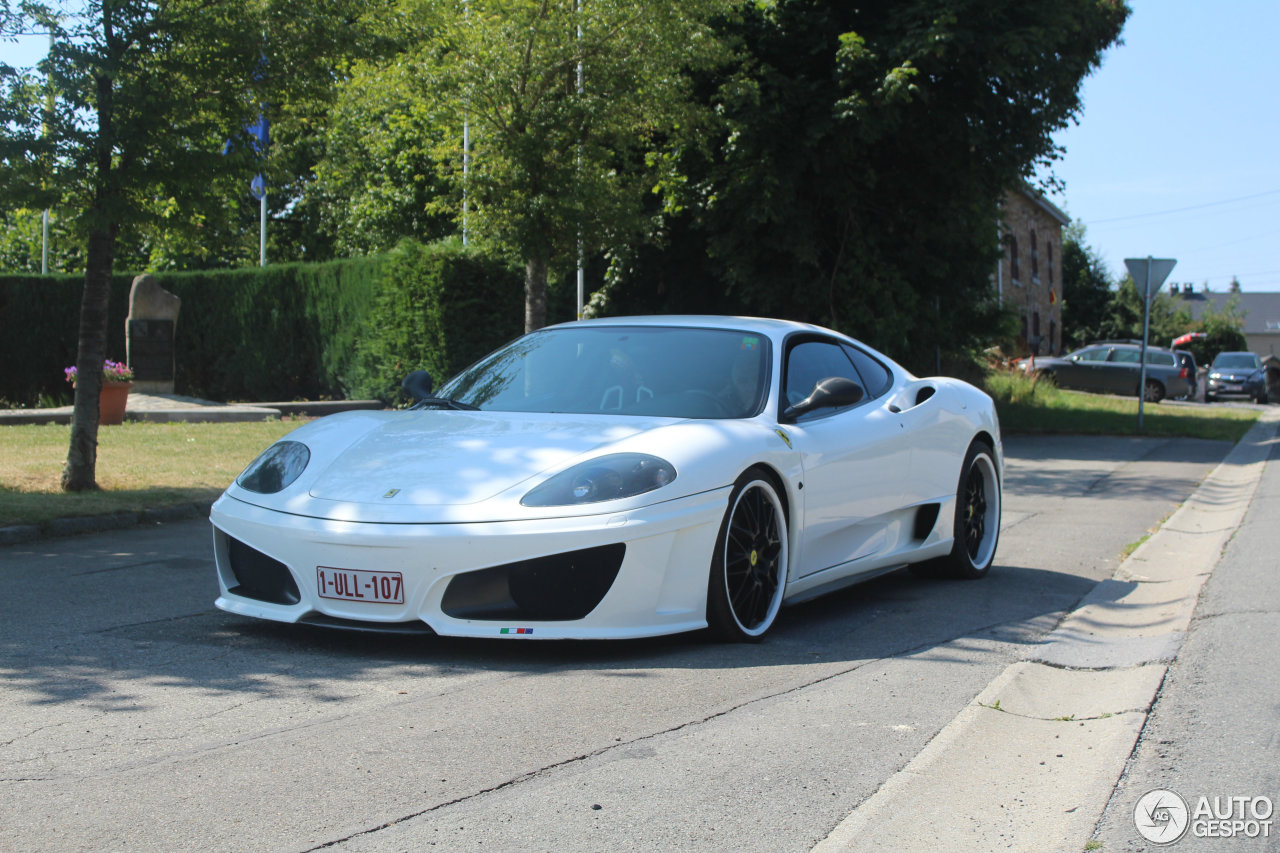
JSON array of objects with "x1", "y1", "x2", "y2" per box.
[
  {"x1": 1019, "y1": 342, "x2": 1192, "y2": 402},
  {"x1": 1206, "y1": 352, "x2": 1268, "y2": 403}
]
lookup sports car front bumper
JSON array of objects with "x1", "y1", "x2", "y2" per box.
[{"x1": 210, "y1": 487, "x2": 730, "y2": 639}]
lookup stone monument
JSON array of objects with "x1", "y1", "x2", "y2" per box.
[{"x1": 126, "y1": 274, "x2": 181, "y2": 395}]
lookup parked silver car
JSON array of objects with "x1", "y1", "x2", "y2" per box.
[{"x1": 1022, "y1": 341, "x2": 1192, "y2": 402}]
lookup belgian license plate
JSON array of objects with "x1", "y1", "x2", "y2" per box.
[
  {"x1": 1225, "y1": 384, "x2": 1242, "y2": 391},
  {"x1": 317, "y1": 567, "x2": 404, "y2": 604}
]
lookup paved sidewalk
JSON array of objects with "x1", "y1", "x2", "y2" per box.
[
  {"x1": 814, "y1": 406, "x2": 1280, "y2": 853},
  {"x1": 0, "y1": 392, "x2": 383, "y2": 425}
]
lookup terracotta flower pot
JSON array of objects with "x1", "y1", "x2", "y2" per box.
[{"x1": 99, "y1": 382, "x2": 133, "y2": 425}]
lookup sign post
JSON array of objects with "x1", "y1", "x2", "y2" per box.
[{"x1": 1124, "y1": 257, "x2": 1177, "y2": 429}]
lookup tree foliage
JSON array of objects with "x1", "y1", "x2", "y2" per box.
[
  {"x1": 316, "y1": 0, "x2": 729, "y2": 332},
  {"x1": 1099, "y1": 275, "x2": 1192, "y2": 347},
  {"x1": 607, "y1": 0, "x2": 1130, "y2": 372},
  {"x1": 1184, "y1": 297, "x2": 1247, "y2": 367},
  {"x1": 1061, "y1": 221, "x2": 1113, "y2": 348},
  {"x1": 1, "y1": 0, "x2": 265, "y2": 489}
]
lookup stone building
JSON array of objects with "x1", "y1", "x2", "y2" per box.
[{"x1": 995, "y1": 186, "x2": 1070, "y2": 356}]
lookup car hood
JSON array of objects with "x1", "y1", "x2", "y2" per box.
[
  {"x1": 305, "y1": 411, "x2": 660, "y2": 506},
  {"x1": 1210, "y1": 368, "x2": 1259, "y2": 380},
  {"x1": 223, "y1": 409, "x2": 700, "y2": 523}
]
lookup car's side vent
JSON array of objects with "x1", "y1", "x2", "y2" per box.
[
  {"x1": 912, "y1": 503, "x2": 940, "y2": 541},
  {"x1": 915, "y1": 386, "x2": 936, "y2": 405}
]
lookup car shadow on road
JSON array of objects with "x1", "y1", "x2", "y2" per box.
[{"x1": 1, "y1": 560, "x2": 1095, "y2": 712}]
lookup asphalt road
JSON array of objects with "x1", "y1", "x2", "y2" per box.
[{"x1": 0, "y1": 434, "x2": 1236, "y2": 853}]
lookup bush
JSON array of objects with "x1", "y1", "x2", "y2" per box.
[
  {"x1": 350, "y1": 239, "x2": 524, "y2": 402},
  {"x1": 162, "y1": 259, "x2": 382, "y2": 402},
  {"x1": 0, "y1": 273, "x2": 133, "y2": 407},
  {"x1": 0, "y1": 240, "x2": 523, "y2": 407}
]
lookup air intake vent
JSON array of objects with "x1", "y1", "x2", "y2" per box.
[
  {"x1": 227, "y1": 537, "x2": 301, "y2": 605},
  {"x1": 442, "y1": 544, "x2": 626, "y2": 621}
]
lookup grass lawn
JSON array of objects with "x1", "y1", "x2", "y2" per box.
[
  {"x1": 987, "y1": 370, "x2": 1260, "y2": 442},
  {"x1": 1, "y1": 418, "x2": 305, "y2": 527}
]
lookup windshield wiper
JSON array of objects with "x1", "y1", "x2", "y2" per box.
[{"x1": 412, "y1": 396, "x2": 479, "y2": 411}]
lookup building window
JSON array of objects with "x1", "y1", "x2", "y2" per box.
[
  {"x1": 1009, "y1": 234, "x2": 1021, "y2": 284},
  {"x1": 1047, "y1": 241, "x2": 1054, "y2": 285},
  {"x1": 1030, "y1": 228, "x2": 1040, "y2": 280}
]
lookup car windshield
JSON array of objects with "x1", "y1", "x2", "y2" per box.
[
  {"x1": 437, "y1": 325, "x2": 771, "y2": 419},
  {"x1": 1213, "y1": 353, "x2": 1260, "y2": 370}
]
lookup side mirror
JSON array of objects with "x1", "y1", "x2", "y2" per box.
[
  {"x1": 783, "y1": 376, "x2": 865, "y2": 421},
  {"x1": 401, "y1": 370, "x2": 435, "y2": 403}
]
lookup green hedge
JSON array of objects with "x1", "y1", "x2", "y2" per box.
[
  {"x1": 353, "y1": 239, "x2": 524, "y2": 401},
  {"x1": 0, "y1": 273, "x2": 134, "y2": 407},
  {"x1": 0, "y1": 239, "x2": 524, "y2": 407}
]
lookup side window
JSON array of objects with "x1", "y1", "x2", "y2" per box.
[
  {"x1": 1144, "y1": 352, "x2": 1175, "y2": 366},
  {"x1": 783, "y1": 340, "x2": 863, "y2": 413},
  {"x1": 1075, "y1": 348, "x2": 1108, "y2": 362},
  {"x1": 842, "y1": 344, "x2": 892, "y2": 399},
  {"x1": 1110, "y1": 349, "x2": 1141, "y2": 364}
]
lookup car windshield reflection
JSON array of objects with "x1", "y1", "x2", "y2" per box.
[{"x1": 438, "y1": 326, "x2": 772, "y2": 419}]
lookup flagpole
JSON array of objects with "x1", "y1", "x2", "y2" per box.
[
  {"x1": 575, "y1": 0, "x2": 584, "y2": 319},
  {"x1": 260, "y1": 192, "x2": 267, "y2": 266}
]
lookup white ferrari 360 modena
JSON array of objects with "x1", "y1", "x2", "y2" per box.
[{"x1": 211, "y1": 315, "x2": 1002, "y2": 641}]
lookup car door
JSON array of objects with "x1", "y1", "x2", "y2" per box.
[
  {"x1": 779, "y1": 337, "x2": 910, "y2": 579},
  {"x1": 1104, "y1": 347, "x2": 1142, "y2": 394},
  {"x1": 1055, "y1": 347, "x2": 1110, "y2": 391}
]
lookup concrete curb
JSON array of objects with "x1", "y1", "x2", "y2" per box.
[
  {"x1": 0, "y1": 397, "x2": 385, "y2": 426},
  {"x1": 813, "y1": 407, "x2": 1280, "y2": 853},
  {"x1": 0, "y1": 502, "x2": 214, "y2": 546}
]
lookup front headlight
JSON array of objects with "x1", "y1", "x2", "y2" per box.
[
  {"x1": 236, "y1": 441, "x2": 310, "y2": 494},
  {"x1": 521, "y1": 453, "x2": 676, "y2": 507}
]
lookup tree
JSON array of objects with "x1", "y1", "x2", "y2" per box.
[
  {"x1": 1061, "y1": 221, "x2": 1113, "y2": 348},
  {"x1": 1100, "y1": 275, "x2": 1192, "y2": 346},
  {"x1": 0, "y1": 206, "x2": 84, "y2": 272},
  {"x1": 328, "y1": 0, "x2": 728, "y2": 332},
  {"x1": 1188, "y1": 296, "x2": 1247, "y2": 366},
  {"x1": 612, "y1": 0, "x2": 1130, "y2": 372},
  {"x1": 1, "y1": 1, "x2": 263, "y2": 490}
]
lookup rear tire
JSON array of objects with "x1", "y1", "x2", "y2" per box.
[
  {"x1": 913, "y1": 440, "x2": 1001, "y2": 580},
  {"x1": 1143, "y1": 379, "x2": 1165, "y2": 403},
  {"x1": 706, "y1": 470, "x2": 789, "y2": 642}
]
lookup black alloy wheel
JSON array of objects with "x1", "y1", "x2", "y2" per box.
[
  {"x1": 913, "y1": 439, "x2": 1001, "y2": 580},
  {"x1": 706, "y1": 470, "x2": 789, "y2": 641}
]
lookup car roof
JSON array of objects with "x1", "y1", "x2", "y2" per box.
[
  {"x1": 1081, "y1": 341, "x2": 1176, "y2": 353},
  {"x1": 547, "y1": 314, "x2": 839, "y2": 338}
]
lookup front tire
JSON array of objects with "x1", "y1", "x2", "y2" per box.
[{"x1": 706, "y1": 470, "x2": 789, "y2": 642}]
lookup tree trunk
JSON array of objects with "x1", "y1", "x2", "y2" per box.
[
  {"x1": 524, "y1": 255, "x2": 549, "y2": 333},
  {"x1": 61, "y1": 226, "x2": 118, "y2": 492}
]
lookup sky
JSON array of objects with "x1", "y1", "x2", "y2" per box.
[
  {"x1": 5, "y1": 1, "x2": 1278, "y2": 293},
  {"x1": 1042, "y1": 0, "x2": 1280, "y2": 294}
]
